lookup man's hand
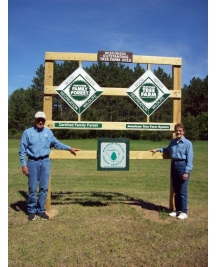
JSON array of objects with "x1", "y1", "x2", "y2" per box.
[
  {"x1": 70, "y1": 148, "x2": 80, "y2": 156},
  {"x1": 22, "y1": 166, "x2": 29, "y2": 176}
]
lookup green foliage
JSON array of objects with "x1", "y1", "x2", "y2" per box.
[
  {"x1": 54, "y1": 61, "x2": 79, "y2": 86},
  {"x1": 182, "y1": 113, "x2": 199, "y2": 140},
  {"x1": 8, "y1": 88, "x2": 43, "y2": 138},
  {"x1": 31, "y1": 64, "x2": 45, "y2": 91},
  {"x1": 181, "y1": 76, "x2": 208, "y2": 140},
  {"x1": 196, "y1": 112, "x2": 208, "y2": 140},
  {"x1": 8, "y1": 62, "x2": 208, "y2": 140},
  {"x1": 182, "y1": 76, "x2": 208, "y2": 117},
  {"x1": 154, "y1": 67, "x2": 172, "y2": 90},
  {"x1": 85, "y1": 62, "x2": 140, "y2": 87}
]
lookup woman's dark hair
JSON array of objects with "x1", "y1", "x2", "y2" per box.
[{"x1": 174, "y1": 123, "x2": 185, "y2": 131}]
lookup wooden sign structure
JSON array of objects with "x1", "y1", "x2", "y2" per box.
[{"x1": 43, "y1": 52, "x2": 182, "y2": 214}]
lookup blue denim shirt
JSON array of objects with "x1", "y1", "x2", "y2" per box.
[
  {"x1": 19, "y1": 126, "x2": 71, "y2": 167},
  {"x1": 157, "y1": 136, "x2": 193, "y2": 173}
]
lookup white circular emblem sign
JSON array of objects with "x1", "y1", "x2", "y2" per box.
[{"x1": 100, "y1": 142, "x2": 126, "y2": 168}]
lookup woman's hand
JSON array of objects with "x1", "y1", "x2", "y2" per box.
[
  {"x1": 182, "y1": 173, "x2": 189, "y2": 180},
  {"x1": 150, "y1": 149, "x2": 158, "y2": 155}
]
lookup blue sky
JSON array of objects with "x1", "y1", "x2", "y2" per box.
[{"x1": 8, "y1": 0, "x2": 208, "y2": 97}]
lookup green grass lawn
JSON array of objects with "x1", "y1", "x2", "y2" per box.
[{"x1": 8, "y1": 139, "x2": 208, "y2": 267}]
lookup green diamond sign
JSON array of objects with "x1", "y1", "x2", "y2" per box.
[
  {"x1": 126, "y1": 70, "x2": 170, "y2": 116},
  {"x1": 56, "y1": 67, "x2": 103, "y2": 115}
]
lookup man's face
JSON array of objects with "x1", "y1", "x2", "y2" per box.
[
  {"x1": 175, "y1": 127, "x2": 185, "y2": 140},
  {"x1": 35, "y1": 117, "x2": 45, "y2": 129}
]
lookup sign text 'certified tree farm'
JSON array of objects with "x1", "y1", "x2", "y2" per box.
[
  {"x1": 56, "y1": 67, "x2": 103, "y2": 115},
  {"x1": 126, "y1": 70, "x2": 170, "y2": 116}
]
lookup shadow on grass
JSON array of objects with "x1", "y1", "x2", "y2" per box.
[
  {"x1": 125, "y1": 200, "x2": 169, "y2": 213},
  {"x1": 10, "y1": 190, "x2": 169, "y2": 214},
  {"x1": 10, "y1": 191, "x2": 28, "y2": 214}
]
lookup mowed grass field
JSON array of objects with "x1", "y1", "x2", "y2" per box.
[{"x1": 8, "y1": 139, "x2": 208, "y2": 267}]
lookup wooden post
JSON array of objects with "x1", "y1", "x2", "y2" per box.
[
  {"x1": 44, "y1": 59, "x2": 54, "y2": 212},
  {"x1": 172, "y1": 65, "x2": 181, "y2": 124},
  {"x1": 147, "y1": 64, "x2": 151, "y2": 123},
  {"x1": 169, "y1": 171, "x2": 175, "y2": 211},
  {"x1": 46, "y1": 173, "x2": 52, "y2": 212},
  {"x1": 169, "y1": 65, "x2": 182, "y2": 210}
]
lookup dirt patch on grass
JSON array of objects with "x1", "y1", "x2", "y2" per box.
[{"x1": 126, "y1": 201, "x2": 172, "y2": 224}]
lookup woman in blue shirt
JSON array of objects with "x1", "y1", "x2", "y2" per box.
[{"x1": 150, "y1": 123, "x2": 193, "y2": 220}]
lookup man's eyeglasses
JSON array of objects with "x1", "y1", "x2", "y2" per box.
[{"x1": 36, "y1": 118, "x2": 45, "y2": 122}]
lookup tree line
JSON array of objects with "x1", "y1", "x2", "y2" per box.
[{"x1": 8, "y1": 61, "x2": 208, "y2": 141}]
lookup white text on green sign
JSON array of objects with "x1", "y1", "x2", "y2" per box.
[
  {"x1": 126, "y1": 124, "x2": 171, "y2": 130},
  {"x1": 54, "y1": 122, "x2": 103, "y2": 129},
  {"x1": 126, "y1": 70, "x2": 170, "y2": 116},
  {"x1": 55, "y1": 67, "x2": 103, "y2": 115}
]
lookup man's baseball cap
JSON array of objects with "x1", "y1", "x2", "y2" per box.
[{"x1": 35, "y1": 111, "x2": 46, "y2": 119}]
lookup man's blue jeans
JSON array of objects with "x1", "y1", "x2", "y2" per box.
[
  {"x1": 171, "y1": 160, "x2": 190, "y2": 214},
  {"x1": 27, "y1": 158, "x2": 51, "y2": 214}
]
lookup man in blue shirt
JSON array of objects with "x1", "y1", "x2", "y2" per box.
[
  {"x1": 150, "y1": 123, "x2": 193, "y2": 220},
  {"x1": 19, "y1": 111, "x2": 80, "y2": 221}
]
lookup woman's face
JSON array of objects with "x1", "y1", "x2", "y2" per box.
[{"x1": 175, "y1": 127, "x2": 185, "y2": 140}]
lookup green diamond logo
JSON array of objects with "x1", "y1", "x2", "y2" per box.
[
  {"x1": 56, "y1": 67, "x2": 103, "y2": 115},
  {"x1": 126, "y1": 70, "x2": 170, "y2": 116}
]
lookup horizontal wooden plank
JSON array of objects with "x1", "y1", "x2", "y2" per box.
[
  {"x1": 44, "y1": 86, "x2": 181, "y2": 98},
  {"x1": 45, "y1": 52, "x2": 182, "y2": 65},
  {"x1": 49, "y1": 150, "x2": 170, "y2": 160},
  {"x1": 45, "y1": 52, "x2": 97, "y2": 61},
  {"x1": 133, "y1": 55, "x2": 182, "y2": 65},
  {"x1": 50, "y1": 150, "x2": 97, "y2": 159},
  {"x1": 129, "y1": 151, "x2": 170, "y2": 159},
  {"x1": 45, "y1": 121, "x2": 175, "y2": 131}
]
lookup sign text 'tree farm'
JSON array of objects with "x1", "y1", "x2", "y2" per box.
[{"x1": 126, "y1": 69, "x2": 170, "y2": 116}]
